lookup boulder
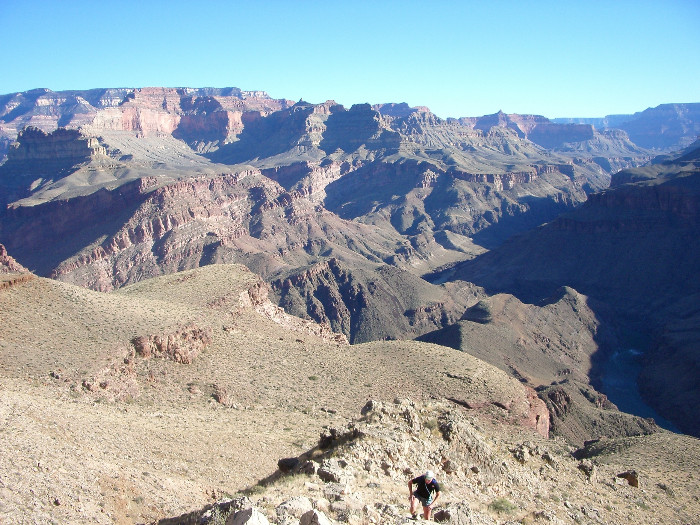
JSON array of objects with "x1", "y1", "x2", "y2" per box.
[
  {"x1": 278, "y1": 457, "x2": 301, "y2": 473},
  {"x1": 300, "y1": 509, "x2": 333, "y2": 525},
  {"x1": 617, "y1": 470, "x2": 639, "y2": 487},
  {"x1": 578, "y1": 460, "x2": 595, "y2": 480},
  {"x1": 318, "y1": 459, "x2": 353, "y2": 484},
  {"x1": 226, "y1": 508, "x2": 270, "y2": 525},
  {"x1": 277, "y1": 497, "x2": 314, "y2": 520}
]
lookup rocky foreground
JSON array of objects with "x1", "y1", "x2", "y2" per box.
[
  {"x1": 166, "y1": 399, "x2": 698, "y2": 525},
  {"x1": 1, "y1": 266, "x2": 698, "y2": 524}
]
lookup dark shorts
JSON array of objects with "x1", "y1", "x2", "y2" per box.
[{"x1": 413, "y1": 491, "x2": 434, "y2": 506}]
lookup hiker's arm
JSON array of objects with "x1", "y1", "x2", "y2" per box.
[
  {"x1": 430, "y1": 491, "x2": 440, "y2": 507},
  {"x1": 408, "y1": 480, "x2": 413, "y2": 498}
]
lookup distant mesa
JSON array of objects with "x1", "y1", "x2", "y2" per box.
[
  {"x1": 0, "y1": 86, "x2": 698, "y2": 439},
  {"x1": 553, "y1": 102, "x2": 700, "y2": 150}
]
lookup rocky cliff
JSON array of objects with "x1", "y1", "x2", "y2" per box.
[
  {"x1": 0, "y1": 126, "x2": 109, "y2": 204},
  {"x1": 0, "y1": 243, "x2": 29, "y2": 274},
  {"x1": 0, "y1": 87, "x2": 293, "y2": 157},
  {"x1": 437, "y1": 144, "x2": 700, "y2": 436},
  {"x1": 554, "y1": 102, "x2": 700, "y2": 151}
]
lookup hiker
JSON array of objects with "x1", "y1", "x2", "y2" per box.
[{"x1": 408, "y1": 470, "x2": 440, "y2": 520}]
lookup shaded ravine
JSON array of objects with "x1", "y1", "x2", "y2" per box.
[{"x1": 600, "y1": 347, "x2": 680, "y2": 432}]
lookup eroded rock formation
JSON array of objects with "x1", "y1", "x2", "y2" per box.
[{"x1": 0, "y1": 244, "x2": 29, "y2": 274}]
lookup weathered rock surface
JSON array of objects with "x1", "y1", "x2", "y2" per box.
[
  {"x1": 0, "y1": 243, "x2": 29, "y2": 274},
  {"x1": 181, "y1": 398, "x2": 697, "y2": 525},
  {"x1": 556, "y1": 103, "x2": 700, "y2": 151},
  {"x1": 0, "y1": 87, "x2": 695, "y2": 436},
  {"x1": 131, "y1": 323, "x2": 212, "y2": 364},
  {"x1": 437, "y1": 143, "x2": 700, "y2": 436}
]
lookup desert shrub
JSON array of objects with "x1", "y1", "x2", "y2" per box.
[
  {"x1": 208, "y1": 505, "x2": 233, "y2": 525},
  {"x1": 488, "y1": 498, "x2": 518, "y2": 514}
]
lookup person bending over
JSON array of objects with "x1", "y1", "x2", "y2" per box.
[{"x1": 408, "y1": 470, "x2": 440, "y2": 520}]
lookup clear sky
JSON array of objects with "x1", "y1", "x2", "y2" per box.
[{"x1": 1, "y1": 0, "x2": 698, "y2": 119}]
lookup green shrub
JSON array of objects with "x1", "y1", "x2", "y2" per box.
[{"x1": 488, "y1": 498, "x2": 518, "y2": 514}]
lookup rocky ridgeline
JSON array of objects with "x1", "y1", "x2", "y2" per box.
[
  {"x1": 0, "y1": 87, "x2": 293, "y2": 151},
  {"x1": 241, "y1": 277, "x2": 349, "y2": 345},
  {"x1": 272, "y1": 258, "x2": 472, "y2": 344},
  {"x1": 0, "y1": 243, "x2": 29, "y2": 274},
  {"x1": 0, "y1": 126, "x2": 111, "y2": 203},
  {"x1": 261, "y1": 161, "x2": 352, "y2": 203},
  {"x1": 166, "y1": 398, "x2": 672, "y2": 525},
  {"x1": 451, "y1": 111, "x2": 595, "y2": 150}
]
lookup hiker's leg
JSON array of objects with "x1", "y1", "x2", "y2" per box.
[
  {"x1": 409, "y1": 495, "x2": 418, "y2": 515},
  {"x1": 423, "y1": 505, "x2": 431, "y2": 520}
]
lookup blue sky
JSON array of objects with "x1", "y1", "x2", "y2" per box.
[{"x1": 1, "y1": 0, "x2": 698, "y2": 119}]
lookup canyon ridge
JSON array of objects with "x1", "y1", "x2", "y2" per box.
[{"x1": 0, "y1": 87, "x2": 698, "y2": 524}]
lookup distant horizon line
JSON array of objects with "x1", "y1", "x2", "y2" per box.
[{"x1": 1, "y1": 85, "x2": 698, "y2": 122}]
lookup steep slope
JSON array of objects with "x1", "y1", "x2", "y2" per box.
[
  {"x1": 0, "y1": 87, "x2": 293, "y2": 157},
  {"x1": 417, "y1": 288, "x2": 660, "y2": 444},
  {"x1": 272, "y1": 258, "x2": 480, "y2": 343},
  {"x1": 1, "y1": 265, "x2": 557, "y2": 523},
  {"x1": 0, "y1": 244, "x2": 29, "y2": 274},
  {"x1": 168, "y1": 399, "x2": 694, "y2": 525},
  {"x1": 434, "y1": 144, "x2": 700, "y2": 436}
]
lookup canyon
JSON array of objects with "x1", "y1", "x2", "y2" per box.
[{"x1": 0, "y1": 86, "x2": 698, "y2": 523}]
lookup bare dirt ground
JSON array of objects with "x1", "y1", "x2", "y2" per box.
[
  {"x1": 0, "y1": 266, "x2": 537, "y2": 523},
  {"x1": 1, "y1": 265, "x2": 698, "y2": 524}
]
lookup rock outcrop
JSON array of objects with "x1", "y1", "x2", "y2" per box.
[
  {"x1": 0, "y1": 244, "x2": 29, "y2": 274},
  {"x1": 131, "y1": 324, "x2": 213, "y2": 364},
  {"x1": 0, "y1": 126, "x2": 109, "y2": 203},
  {"x1": 173, "y1": 397, "x2": 696, "y2": 525}
]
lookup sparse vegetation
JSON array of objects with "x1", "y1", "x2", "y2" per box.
[
  {"x1": 2, "y1": 266, "x2": 700, "y2": 524},
  {"x1": 488, "y1": 497, "x2": 518, "y2": 514}
]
